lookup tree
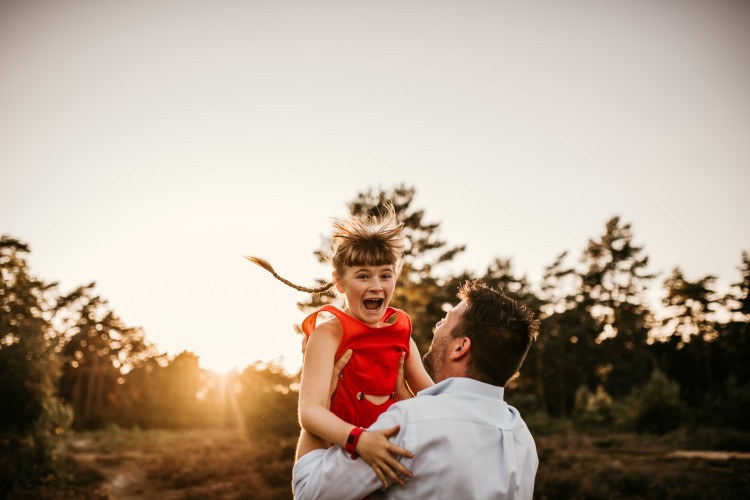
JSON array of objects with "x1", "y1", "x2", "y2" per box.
[
  {"x1": 119, "y1": 351, "x2": 210, "y2": 429},
  {"x1": 655, "y1": 268, "x2": 721, "y2": 402},
  {"x1": 57, "y1": 284, "x2": 155, "y2": 429},
  {"x1": 577, "y1": 217, "x2": 656, "y2": 397},
  {"x1": 477, "y1": 257, "x2": 543, "y2": 398},
  {"x1": 624, "y1": 369, "x2": 684, "y2": 435},
  {"x1": 528, "y1": 252, "x2": 575, "y2": 414},
  {"x1": 235, "y1": 362, "x2": 299, "y2": 438},
  {"x1": 0, "y1": 236, "x2": 71, "y2": 493},
  {"x1": 661, "y1": 268, "x2": 719, "y2": 343},
  {"x1": 719, "y1": 251, "x2": 750, "y2": 386},
  {"x1": 531, "y1": 304, "x2": 600, "y2": 417}
]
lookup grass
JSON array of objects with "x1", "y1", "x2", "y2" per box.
[
  {"x1": 7, "y1": 427, "x2": 297, "y2": 500},
  {"x1": 534, "y1": 431, "x2": 750, "y2": 500},
  {"x1": 7, "y1": 425, "x2": 750, "y2": 499}
]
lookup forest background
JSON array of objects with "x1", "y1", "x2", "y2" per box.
[{"x1": 2, "y1": 187, "x2": 749, "y2": 499}]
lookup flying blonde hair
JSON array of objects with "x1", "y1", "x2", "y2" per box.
[{"x1": 246, "y1": 204, "x2": 405, "y2": 294}]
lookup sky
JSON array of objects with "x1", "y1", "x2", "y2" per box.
[{"x1": 1, "y1": 0, "x2": 748, "y2": 375}]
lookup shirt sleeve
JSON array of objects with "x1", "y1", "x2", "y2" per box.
[{"x1": 292, "y1": 406, "x2": 408, "y2": 500}]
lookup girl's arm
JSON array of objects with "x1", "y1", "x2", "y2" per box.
[
  {"x1": 298, "y1": 322, "x2": 352, "y2": 447},
  {"x1": 295, "y1": 349, "x2": 353, "y2": 461},
  {"x1": 298, "y1": 322, "x2": 413, "y2": 487},
  {"x1": 401, "y1": 337, "x2": 434, "y2": 399}
]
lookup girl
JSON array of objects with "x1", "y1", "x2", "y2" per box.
[{"x1": 247, "y1": 206, "x2": 433, "y2": 487}]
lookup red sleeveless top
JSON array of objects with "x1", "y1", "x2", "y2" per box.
[{"x1": 302, "y1": 305, "x2": 412, "y2": 428}]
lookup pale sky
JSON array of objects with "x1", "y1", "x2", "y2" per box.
[{"x1": 2, "y1": 0, "x2": 748, "y2": 374}]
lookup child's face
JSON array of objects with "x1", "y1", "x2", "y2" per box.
[{"x1": 335, "y1": 264, "x2": 397, "y2": 326}]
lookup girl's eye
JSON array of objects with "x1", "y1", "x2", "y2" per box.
[
  {"x1": 356, "y1": 274, "x2": 368, "y2": 280},
  {"x1": 381, "y1": 274, "x2": 392, "y2": 279}
]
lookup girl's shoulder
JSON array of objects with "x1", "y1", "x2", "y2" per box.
[
  {"x1": 302, "y1": 304, "x2": 347, "y2": 336},
  {"x1": 307, "y1": 313, "x2": 343, "y2": 343}
]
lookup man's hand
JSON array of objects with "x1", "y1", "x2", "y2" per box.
[
  {"x1": 394, "y1": 352, "x2": 413, "y2": 400},
  {"x1": 356, "y1": 426, "x2": 414, "y2": 489},
  {"x1": 329, "y1": 349, "x2": 352, "y2": 405}
]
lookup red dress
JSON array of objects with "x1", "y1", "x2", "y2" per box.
[{"x1": 302, "y1": 305, "x2": 412, "y2": 428}]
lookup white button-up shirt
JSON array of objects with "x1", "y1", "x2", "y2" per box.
[{"x1": 293, "y1": 377, "x2": 538, "y2": 500}]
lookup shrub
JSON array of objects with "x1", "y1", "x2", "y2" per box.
[
  {"x1": 573, "y1": 384, "x2": 614, "y2": 429},
  {"x1": 714, "y1": 377, "x2": 750, "y2": 430},
  {"x1": 622, "y1": 369, "x2": 685, "y2": 435}
]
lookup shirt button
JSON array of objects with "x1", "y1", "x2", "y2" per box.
[{"x1": 356, "y1": 392, "x2": 364, "y2": 400}]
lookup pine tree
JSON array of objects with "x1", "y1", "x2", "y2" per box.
[
  {"x1": 0, "y1": 236, "x2": 71, "y2": 493},
  {"x1": 577, "y1": 217, "x2": 656, "y2": 397},
  {"x1": 57, "y1": 284, "x2": 154, "y2": 429}
]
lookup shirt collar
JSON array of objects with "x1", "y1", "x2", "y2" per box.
[{"x1": 417, "y1": 377, "x2": 505, "y2": 401}]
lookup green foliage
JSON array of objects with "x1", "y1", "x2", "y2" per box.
[
  {"x1": 523, "y1": 412, "x2": 575, "y2": 436},
  {"x1": 57, "y1": 284, "x2": 156, "y2": 429},
  {"x1": 0, "y1": 236, "x2": 72, "y2": 494},
  {"x1": 729, "y1": 251, "x2": 750, "y2": 318},
  {"x1": 573, "y1": 384, "x2": 614, "y2": 428},
  {"x1": 118, "y1": 352, "x2": 214, "y2": 429},
  {"x1": 235, "y1": 362, "x2": 299, "y2": 438},
  {"x1": 527, "y1": 304, "x2": 601, "y2": 417},
  {"x1": 578, "y1": 217, "x2": 656, "y2": 398},
  {"x1": 700, "y1": 376, "x2": 750, "y2": 431},
  {"x1": 619, "y1": 369, "x2": 685, "y2": 435}
]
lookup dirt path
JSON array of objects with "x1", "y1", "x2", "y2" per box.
[
  {"x1": 669, "y1": 450, "x2": 750, "y2": 460},
  {"x1": 63, "y1": 429, "x2": 297, "y2": 499},
  {"x1": 69, "y1": 438, "x2": 155, "y2": 499}
]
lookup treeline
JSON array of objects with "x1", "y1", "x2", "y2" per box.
[
  {"x1": 301, "y1": 186, "x2": 750, "y2": 434},
  {"x1": 2, "y1": 185, "x2": 749, "y2": 494},
  {"x1": 0, "y1": 236, "x2": 298, "y2": 494}
]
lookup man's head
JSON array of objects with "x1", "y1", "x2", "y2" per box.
[{"x1": 423, "y1": 280, "x2": 539, "y2": 386}]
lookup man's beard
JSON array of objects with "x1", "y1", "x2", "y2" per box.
[
  {"x1": 422, "y1": 351, "x2": 434, "y2": 380},
  {"x1": 422, "y1": 348, "x2": 441, "y2": 381}
]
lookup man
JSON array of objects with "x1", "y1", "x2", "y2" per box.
[{"x1": 293, "y1": 280, "x2": 540, "y2": 500}]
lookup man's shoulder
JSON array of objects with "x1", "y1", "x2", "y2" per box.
[
  {"x1": 385, "y1": 383, "x2": 468, "y2": 423},
  {"x1": 384, "y1": 378, "x2": 533, "y2": 430}
]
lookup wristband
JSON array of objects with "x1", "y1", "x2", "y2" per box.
[{"x1": 345, "y1": 426, "x2": 365, "y2": 459}]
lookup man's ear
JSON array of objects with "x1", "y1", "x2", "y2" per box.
[
  {"x1": 333, "y1": 272, "x2": 345, "y2": 293},
  {"x1": 448, "y1": 337, "x2": 471, "y2": 361}
]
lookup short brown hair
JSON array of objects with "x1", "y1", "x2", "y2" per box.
[{"x1": 453, "y1": 280, "x2": 539, "y2": 386}]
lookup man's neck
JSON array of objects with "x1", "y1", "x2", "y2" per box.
[{"x1": 434, "y1": 365, "x2": 469, "y2": 383}]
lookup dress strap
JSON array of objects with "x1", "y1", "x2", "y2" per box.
[{"x1": 301, "y1": 304, "x2": 343, "y2": 337}]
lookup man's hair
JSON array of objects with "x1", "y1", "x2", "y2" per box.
[{"x1": 453, "y1": 280, "x2": 539, "y2": 386}]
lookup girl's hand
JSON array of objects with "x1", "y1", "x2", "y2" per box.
[{"x1": 355, "y1": 425, "x2": 413, "y2": 489}]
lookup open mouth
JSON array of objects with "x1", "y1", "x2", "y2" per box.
[{"x1": 363, "y1": 298, "x2": 384, "y2": 311}]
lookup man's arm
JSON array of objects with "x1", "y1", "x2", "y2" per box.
[
  {"x1": 293, "y1": 352, "x2": 414, "y2": 500},
  {"x1": 293, "y1": 408, "x2": 409, "y2": 500}
]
